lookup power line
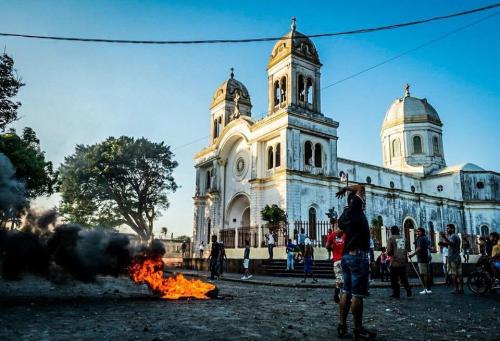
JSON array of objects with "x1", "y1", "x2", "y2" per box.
[
  {"x1": 172, "y1": 10, "x2": 498, "y2": 151},
  {"x1": 1, "y1": 3, "x2": 499, "y2": 45}
]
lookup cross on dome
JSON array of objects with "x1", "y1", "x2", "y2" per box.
[
  {"x1": 404, "y1": 83, "x2": 410, "y2": 97},
  {"x1": 230, "y1": 67, "x2": 234, "y2": 79},
  {"x1": 291, "y1": 16, "x2": 296, "y2": 32}
]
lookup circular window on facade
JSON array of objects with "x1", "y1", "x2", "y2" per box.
[
  {"x1": 411, "y1": 185, "x2": 416, "y2": 193},
  {"x1": 437, "y1": 185, "x2": 443, "y2": 192},
  {"x1": 476, "y1": 181, "x2": 484, "y2": 189},
  {"x1": 366, "y1": 176, "x2": 372, "y2": 184},
  {"x1": 390, "y1": 181, "x2": 395, "y2": 188},
  {"x1": 233, "y1": 151, "x2": 249, "y2": 180}
]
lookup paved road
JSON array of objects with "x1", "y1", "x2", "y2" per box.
[{"x1": 0, "y1": 275, "x2": 498, "y2": 340}]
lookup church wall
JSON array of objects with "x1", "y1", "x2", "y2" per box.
[
  {"x1": 420, "y1": 173, "x2": 462, "y2": 201},
  {"x1": 460, "y1": 172, "x2": 499, "y2": 202},
  {"x1": 250, "y1": 176, "x2": 286, "y2": 225}
]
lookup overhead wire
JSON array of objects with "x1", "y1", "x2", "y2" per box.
[
  {"x1": 0, "y1": 3, "x2": 499, "y2": 45},
  {"x1": 171, "y1": 10, "x2": 499, "y2": 151}
]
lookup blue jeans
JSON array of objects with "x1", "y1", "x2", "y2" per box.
[
  {"x1": 341, "y1": 251, "x2": 369, "y2": 298},
  {"x1": 268, "y1": 244, "x2": 274, "y2": 259},
  {"x1": 287, "y1": 252, "x2": 294, "y2": 270}
]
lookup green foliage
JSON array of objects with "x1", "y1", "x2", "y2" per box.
[
  {"x1": 58, "y1": 136, "x2": 178, "y2": 241},
  {"x1": 0, "y1": 127, "x2": 56, "y2": 198},
  {"x1": 173, "y1": 235, "x2": 191, "y2": 244},
  {"x1": 261, "y1": 204, "x2": 287, "y2": 224},
  {"x1": 0, "y1": 53, "x2": 25, "y2": 131},
  {"x1": 371, "y1": 217, "x2": 383, "y2": 228}
]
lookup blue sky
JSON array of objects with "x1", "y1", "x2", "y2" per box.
[{"x1": 1, "y1": 1, "x2": 499, "y2": 237}]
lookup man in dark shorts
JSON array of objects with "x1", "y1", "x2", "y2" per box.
[
  {"x1": 336, "y1": 184, "x2": 376, "y2": 340},
  {"x1": 408, "y1": 227, "x2": 432, "y2": 294}
]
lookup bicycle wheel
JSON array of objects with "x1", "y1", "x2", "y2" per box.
[{"x1": 467, "y1": 271, "x2": 491, "y2": 295}]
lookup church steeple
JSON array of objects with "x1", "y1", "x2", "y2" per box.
[{"x1": 267, "y1": 18, "x2": 322, "y2": 115}]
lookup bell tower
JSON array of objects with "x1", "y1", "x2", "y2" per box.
[{"x1": 267, "y1": 17, "x2": 322, "y2": 115}]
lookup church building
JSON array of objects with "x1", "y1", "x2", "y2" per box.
[{"x1": 192, "y1": 19, "x2": 499, "y2": 252}]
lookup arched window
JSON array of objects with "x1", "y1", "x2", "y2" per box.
[
  {"x1": 274, "y1": 81, "x2": 280, "y2": 106},
  {"x1": 432, "y1": 136, "x2": 440, "y2": 155},
  {"x1": 206, "y1": 170, "x2": 211, "y2": 190},
  {"x1": 412, "y1": 135, "x2": 423, "y2": 154},
  {"x1": 280, "y1": 77, "x2": 287, "y2": 103},
  {"x1": 428, "y1": 222, "x2": 435, "y2": 249},
  {"x1": 218, "y1": 117, "x2": 222, "y2": 134},
  {"x1": 314, "y1": 143, "x2": 322, "y2": 167},
  {"x1": 298, "y1": 74, "x2": 305, "y2": 102},
  {"x1": 267, "y1": 146, "x2": 274, "y2": 170},
  {"x1": 480, "y1": 225, "x2": 489, "y2": 236},
  {"x1": 213, "y1": 119, "x2": 218, "y2": 139},
  {"x1": 308, "y1": 207, "x2": 317, "y2": 240},
  {"x1": 392, "y1": 138, "x2": 401, "y2": 157},
  {"x1": 275, "y1": 143, "x2": 281, "y2": 167},
  {"x1": 206, "y1": 218, "x2": 211, "y2": 244},
  {"x1": 306, "y1": 78, "x2": 313, "y2": 104},
  {"x1": 304, "y1": 141, "x2": 313, "y2": 166}
]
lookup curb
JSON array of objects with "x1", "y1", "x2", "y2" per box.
[{"x1": 165, "y1": 270, "x2": 445, "y2": 289}]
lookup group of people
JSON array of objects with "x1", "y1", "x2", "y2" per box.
[{"x1": 205, "y1": 235, "x2": 227, "y2": 281}]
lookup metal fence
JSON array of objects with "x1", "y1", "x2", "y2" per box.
[
  {"x1": 220, "y1": 228, "x2": 235, "y2": 248},
  {"x1": 290, "y1": 220, "x2": 332, "y2": 247}
]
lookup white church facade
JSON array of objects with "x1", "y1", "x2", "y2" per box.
[{"x1": 192, "y1": 20, "x2": 499, "y2": 253}]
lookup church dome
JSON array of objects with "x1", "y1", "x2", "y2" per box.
[
  {"x1": 382, "y1": 84, "x2": 442, "y2": 130},
  {"x1": 268, "y1": 18, "x2": 320, "y2": 69},
  {"x1": 210, "y1": 68, "x2": 251, "y2": 109}
]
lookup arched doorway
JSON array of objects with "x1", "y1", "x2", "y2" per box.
[
  {"x1": 226, "y1": 194, "x2": 250, "y2": 228},
  {"x1": 480, "y1": 225, "x2": 489, "y2": 236},
  {"x1": 403, "y1": 217, "x2": 416, "y2": 251},
  {"x1": 428, "y1": 221, "x2": 436, "y2": 251}
]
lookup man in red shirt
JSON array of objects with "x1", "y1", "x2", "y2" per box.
[{"x1": 327, "y1": 227, "x2": 346, "y2": 303}]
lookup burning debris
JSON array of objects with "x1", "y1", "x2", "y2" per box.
[{"x1": 129, "y1": 251, "x2": 217, "y2": 300}]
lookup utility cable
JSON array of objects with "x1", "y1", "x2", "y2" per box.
[{"x1": 0, "y1": 3, "x2": 499, "y2": 45}]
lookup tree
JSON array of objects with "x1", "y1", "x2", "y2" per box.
[
  {"x1": 261, "y1": 204, "x2": 287, "y2": 233},
  {"x1": 0, "y1": 127, "x2": 56, "y2": 198},
  {"x1": 0, "y1": 53, "x2": 25, "y2": 131},
  {"x1": 58, "y1": 136, "x2": 178, "y2": 241}
]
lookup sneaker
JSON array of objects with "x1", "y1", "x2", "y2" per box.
[
  {"x1": 426, "y1": 289, "x2": 432, "y2": 294},
  {"x1": 419, "y1": 289, "x2": 428, "y2": 295},
  {"x1": 246, "y1": 275, "x2": 253, "y2": 279},
  {"x1": 354, "y1": 327, "x2": 377, "y2": 340},
  {"x1": 240, "y1": 276, "x2": 248, "y2": 280}
]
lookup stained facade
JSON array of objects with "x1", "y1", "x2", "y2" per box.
[{"x1": 192, "y1": 20, "x2": 499, "y2": 251}]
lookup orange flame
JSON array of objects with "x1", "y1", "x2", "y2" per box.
[{"x1": 129, "y1": 256, "x2": 216, "y2": 299}]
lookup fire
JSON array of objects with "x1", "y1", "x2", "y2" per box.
[{"x1": 129, "y1": 256, "x2": 216, "y2": 299}]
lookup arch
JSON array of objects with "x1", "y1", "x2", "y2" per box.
[
  {"x1": 226, "y1": 193, "x2": 251, "y2": 228},
  {"x1": 274, "y1": 80, "x2": 280, "y2": 106},
  {"x1": 275, "y1": 143, "x2": 281, "y2": 167},
  {"x1": 206, "y1": 218, "x2": 211, "y2": 244},
  {"x1": 432, "y1": 136, "x2": 440, "y2": 155},
  {"x1": 412, "y1": 135, "x2": 423, "y2": 154},
  {"x1": 392, "y1": 138, "x2": 401, "y2": 157},
  {"x1": 241, "y1": 207, "x2": 250, "y2": 227},
  {"x1": 314, "y1": 143, "x2": 322, "y2": 167},
  {"x1": 308, "y1": 206, "x2": 317, "y2": 240},
  {"x1": 306, "y1": 77, "x2": 313, "y2": 104},
  {"x1": 205, "y1": 170, "x2": 211, "y2": 190},
  {"x1": 403, "y1": 217, "x2": 417, "y2": 251},
  {"x1": 304, "y1": 141, "x2": 313, "y2": 166},
  {"x1": 480, "y1": 225, "x2": 489, "y2": 236},
  {"x1": 298, "y1": 74, "x2": 305, "y2": 102},
  {"x1": 280, "y1": 77, "x2": 287, "y2": 103},
  {"x1": 267, "y1": 146, "x2": 274, "y2": 170}
]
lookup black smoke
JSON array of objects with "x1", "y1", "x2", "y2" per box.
[{"x1": 0, "y1": 153, "x2": 28, "y2": 224}]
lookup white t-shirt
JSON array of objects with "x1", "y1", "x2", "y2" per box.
[
  {"x1": 442, "y1": 247, "x2": 448, "y2": 263},
  {"x1": 268, "y1": 234, "x2": 275, "y2": 245},
  {"x1": 199, "y1": 244, "x2": 204, "y2": 251}
]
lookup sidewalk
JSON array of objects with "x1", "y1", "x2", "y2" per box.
[{"x1": 166, "y1": 268, "x2": 445, "y2": 289}]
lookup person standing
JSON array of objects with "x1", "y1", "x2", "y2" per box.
[
  {"x1": 286, "y1": 238, "x2": 296, "y2": 270},
  {"x1": 298, "y1": 227, "x2": 307, "y2": 258},
  {"x1": 218, "y1": 241, "x2": 227, "y2": 278},
  {"x1": 462, "y1": 236, "x2": 470, "y2": 263},
  {"x1": 208, "y1": 236, "x2": 221, "y2": 280},
  {"x1": 386, "y1": 226, "x2": 412, "y2": 299},
  {"x1": 241, "y1": 239, "x2": 253, "y2": 280},
  {"x1": 266, "y1": 233, "x2": 275, "y2": 260},
  {"x1": 181, "y1": 241, "x2": 187, "y2": 258},
  {"x1": 441, "y1": 224, "x2": 463, "y2": 294},
  {"x1": 336, "y1": 185, "x2": 376, "y2": 340},
  {"x1": 198, "y1": 241, "x2": 205, "y2": 259},
  {"x1": 379, "y1": 247, "x2": 389, "y2": 282},
  {"x1": 301, "y1": 238, "x2": 318, "y2": 283},
  {"x1": 439, "y1": 243, "x2": 451, "y2": 286},
  {"x1": 328, "y1": 228, "x2": 346, "y2": 303},
  {"x1": 409, "y1": 227, "x2": 432, "y2": 294},
  {"x1": 326, "y1": 228, "x2": 334, "y2": 260}
]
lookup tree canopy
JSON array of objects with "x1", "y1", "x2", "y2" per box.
[
  {"x1": 0, "y1": 53, "x2": 24, "y2": 131},
  {"x1": 58, "y1": 136, "x2": 178, "y2": 241},
  {"x1": 261, "y1": 204, "x2": 287, "y2": 224}
]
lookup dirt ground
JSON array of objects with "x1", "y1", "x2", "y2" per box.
[{"x1": 0, "y1": 275, "x2": 498, "y2": 340}]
